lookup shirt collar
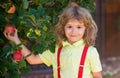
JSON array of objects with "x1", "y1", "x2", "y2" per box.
[{"x1": 62, "y1": 39, "x2": 84, "y2": 47}]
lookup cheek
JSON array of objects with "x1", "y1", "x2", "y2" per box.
[
  {"x1": 64, "y1": 28, "x2": 71, "y2": 34},
  {"x1": 64, "y1": 28, "x2": 68, "y2": 38},
  {"x1": 78, "y1": 29, "x2": 85, "y2": 35},
  {"x1": 64, "y1": 30, "x2": 68, "y2": 37}
]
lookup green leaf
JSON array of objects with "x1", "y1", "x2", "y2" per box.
[
  {"x1": 9, "y1": 41, "x2": 16, "y2": 49},
  {"x1": 23, "y1": 0, "x2": 29, "y2": 9},
  {"x1": 18, "y1": 60, "x2": 26, "y2": 67},
  {"x1": 2, "y1": 45, "x2": 12, "y2": 54},
  {"x1": 0, "y1": 66, "x2": 8, "y2": 75},
  {"x1": 49, "y1": 42, "x2": 55, "y2": 53},
  {"x1": 37, "y1": 6, "x2": 45, "y2": 16},
  {"x1": 0, "y1": 38, "x2": 4, "y2": 43},
  {"x1": 29, "y1": 8, "x2": 37, "y2": 15},
  {"x1": 7, "y1": 63, "x2": 18, "y2": 70},
  {"x1": 43, "y1": 25, "x2": 48, "y2": 31},
  {"x1": 60, "y1": 0, "x2": 68, "y2": 5},
  {"x1": 32, "y1": 43, "x2": 44, "y2": 54},
  {"x1": 28, "y1": 8, "x2": 39, "y2": 19},
  {"x1": 39, "y1": 0, "x2": 51, "y2": 4},
  {"x1": 27, "y1": 15, "x2": 36, "y2": 24},
  {"x1": 9, "y1": 70, "x2": 21, "y2": 78},
  {"x1": 43, "y1": 15, "x2": 51, "y2": 21},
  {"x1": 20, "y1": 67, "x2": 31, "y2": 74},
  {"x1": 15, "y1": 43, "x2": 22, "y2": 49}
]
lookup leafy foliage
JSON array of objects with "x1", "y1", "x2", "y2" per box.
[{"x1": 0, "y1": 0, "x2": 95, "y2": 78}]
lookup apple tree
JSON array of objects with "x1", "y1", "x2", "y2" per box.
[{"x1": 0, "y1": 0, "x2": 95, "y2": 78}]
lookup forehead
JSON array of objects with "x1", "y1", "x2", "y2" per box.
[{"x1": 66, "y1": 18, "x2": 84, "y2": 25}]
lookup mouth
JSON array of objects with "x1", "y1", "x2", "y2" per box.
[{"x1": 70, "y1": 35, "x2": 77, "y2": 37}]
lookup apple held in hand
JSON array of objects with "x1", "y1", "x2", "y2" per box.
[
  {"x1": 4, "y1": 24, "x2": 15, "y2": 35},
  {"x1": 13, "y1": 49, "x2": 22, "y2": 62}
]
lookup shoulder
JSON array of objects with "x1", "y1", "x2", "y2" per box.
[
  {"x1": 88, "y1": 46, "x2": 98, "y2": 52},
  {"x1": 87, "y1": 46, "x2": 99, "y2": 57}
]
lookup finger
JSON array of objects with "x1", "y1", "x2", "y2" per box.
[
  {"x1": 13, "y1": 29, "x2": 17, "y2": 36},
  {"x1": 4, "y1": 33, "x2": 9, "y2": 40},
  {"x1": 7, "y1": 33, "x2": 13, "y2": 39},
  {"x1": 3, "y1": 31, "x2": 8, "y2": 38},
  {"x1": 15, "y1": 28, "x2": 18, "y2": 33},
  {"x1": 3, "y1": 30, "x2": 6, "y2": 35},
  {"x1": 4, "y1": 33, "x2": 7, "y2": 38},
  {"x1": 15, "y1": 28, "x2": 18, "y2": 32}
]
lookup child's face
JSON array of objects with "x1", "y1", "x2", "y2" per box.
[{"x1": 64, "y1": 19, "x2": 86, "y2": 44}]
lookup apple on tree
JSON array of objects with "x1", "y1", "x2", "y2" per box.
[
  {"x1": 7, "y1": 5, "x2": 16, "y2": 14},
  {"x1": 13, "y1": 49, "x2": 22, "y2": 62}
]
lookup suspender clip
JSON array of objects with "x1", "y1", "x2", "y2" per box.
[{"x1": 79, "y1": 65, "x2": 84, "y2": 67}]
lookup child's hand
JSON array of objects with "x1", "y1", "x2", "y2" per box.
[{"x1": 3, "y1": 29, "x2": 21, "y2": 44}]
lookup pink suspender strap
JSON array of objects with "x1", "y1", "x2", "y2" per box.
[{"x1": 57, "y1": 45, "x2": 88, "y2": 78}]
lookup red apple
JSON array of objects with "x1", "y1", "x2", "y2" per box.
[
  {"x1": 16, "y1": 49, "x2": 21, "y2": 54},
  {"x1": 4, "y1": 24, "x2": 15, "y2": 35},
  {"x1": 13, "y1": 49, "x2": 22, "y2": 62},
  {"x1": 7, "y1": 5, "x2": 16, "y2": 14}
]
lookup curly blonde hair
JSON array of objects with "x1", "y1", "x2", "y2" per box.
[{"x1": 55, "y1": 3, "x2": 98, "y2": 47}]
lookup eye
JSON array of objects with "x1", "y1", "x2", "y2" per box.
[
  {"x1": 77, "y1": 26, "x2": 81, "y2": 29},
  {"x1": 67, "y1": 25, "x2": 72, "y2": 28}
]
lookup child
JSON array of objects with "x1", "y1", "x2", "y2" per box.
[{"x1": 4, "y1": 2, "x2": 102, "y2": 78}]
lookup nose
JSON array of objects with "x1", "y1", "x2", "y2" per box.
[{"x1": 71, "y1": 28, "x2": 77, "y2": 34}]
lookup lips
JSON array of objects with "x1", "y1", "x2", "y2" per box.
[{"x1": 70, "y1": 35, "x2": 78, "y2": 37}]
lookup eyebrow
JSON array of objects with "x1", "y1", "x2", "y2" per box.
[{"x1": 64, "y1": 23, "x2": 72, "y2": 26}]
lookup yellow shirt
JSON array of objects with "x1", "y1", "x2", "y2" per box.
[{"x1": 39, "y1": 39, "x2": 102, "y2": 78}]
